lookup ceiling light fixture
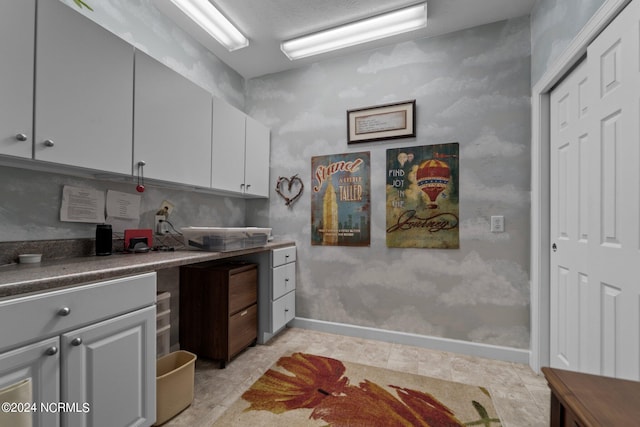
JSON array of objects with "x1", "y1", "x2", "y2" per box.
[
  {"x1": 168, "y1": 0, "x2": 248, "y2": 51},
  {"x1": 281, "y1": 2, "x2": 427, "y2": 60}
]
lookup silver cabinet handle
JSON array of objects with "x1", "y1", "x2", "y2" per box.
[
  {"x1": 43, "y1": 139, "x2": 55, "y2": 147},
  {"x1": 240, "y1": 184, "x2": 245, "y2": 189},
  {"x1": 45, "y1": 346, "x2": 58, "y2": 356},
  {"x1": 16, "y1": 133, "x2": 28, "y2": 141},
  {"x1": 246, "y1": 184, "x2": 251, "y2": 189},
  {"x1": 240, "y1": 310, "x2": 248, "y2": 317},
  {"x1": 71, "y1": 337, "x2": 83, "y2": 346},
  {"x1": 58, "y1": 307, "x2": 71, "y2": 316}
]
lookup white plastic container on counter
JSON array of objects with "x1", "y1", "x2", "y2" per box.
[{"x1": 180, "y1": 227, "x2": 271, "y2": 252}]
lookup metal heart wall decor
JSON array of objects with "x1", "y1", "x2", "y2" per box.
[{"x1": 275, "y1": 174, "x2": 304, "y2": 207}]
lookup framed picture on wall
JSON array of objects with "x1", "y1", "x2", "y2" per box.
[{"x1": 347, "y1": 100, "x2": 416, "y2": 144}]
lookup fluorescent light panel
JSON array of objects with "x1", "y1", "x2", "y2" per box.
[
  {"x1": 169, "y1": 0, "x2": 248, "y2": 51},
  {"x1": 281, "y1": 2, "x2": 427, "y2": 60}
]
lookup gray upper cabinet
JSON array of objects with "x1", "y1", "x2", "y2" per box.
[
  {"x1": 212, "y1": 97, "x2": 246, "y2": 194},
  {"x1": 34, "y1": 0, "x2": 134, "y2": 175},
  {"x1": 0, "y1": 0, "x2": 35, "y2": 159},
  {"x1": 244, "y1": 115, "x2": 270, "y2": 198},
  {"x1": 212, "y1": 98, "x2": 270, "y2": 197},
  {"x1": 134, "y1": 51, "x2": 212, "y2": 188},
  {"x1": 1, "y1": 1, "x2": 270, "y2": 195}
]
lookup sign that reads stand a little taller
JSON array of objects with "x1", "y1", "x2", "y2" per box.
[{"x1": 311, "y1": 152, "x2": 370, "y2": 246}]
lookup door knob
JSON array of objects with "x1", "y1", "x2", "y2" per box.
[
  {"x1": 43, "y1": 139, "x2": 55, "y2": 147},
  {"x1": 45, "y1": 346, "x2": 58, "y2": 356},
  {"x1": 15, "y1": 133, "x2": 28, "y2": 141},
  {"x1": 71, "y1": 337, "x2": 83, "y2": 346},
  {"x1": 58, "y1": 307, "x2": 71, "y2": 316}
]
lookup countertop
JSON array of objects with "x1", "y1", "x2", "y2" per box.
[{"x1": 0, "y1": 240, "x2": 295, "y2": 299}]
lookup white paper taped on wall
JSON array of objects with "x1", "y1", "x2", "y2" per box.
[
  {"x1": 60, "y1": 185, "x2": 105, "y2": 223},
  {"x1": 106, "y1": 190, "x2": 141, "y2": 220},
  {"x1": 105, "y1": 190, "x2": 142, "y2": 232}
]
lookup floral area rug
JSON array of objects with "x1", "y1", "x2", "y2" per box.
[{"x1": 213, "y1": 352, "x2": 502, "y2": 426}]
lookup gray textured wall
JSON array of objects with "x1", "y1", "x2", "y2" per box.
[
  {"x1": 0, "y1": 165, "x2": 246, "y2": 241},
  {"x1": 530, "y1": 0, "x2": 605, "y2": 85},
  {"x1": 247, "y1": 18, "x2": 532, "y2": 349}
]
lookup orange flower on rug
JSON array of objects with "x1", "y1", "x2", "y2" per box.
[{"x1": 213, "y1": 352, "x2": 502, "y2": 426}]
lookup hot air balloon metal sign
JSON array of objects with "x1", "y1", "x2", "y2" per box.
[{"x1": 386, "y1": 143, "x2": 459, "y2": 249}]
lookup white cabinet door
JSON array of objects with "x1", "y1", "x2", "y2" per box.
[
  {"x1": 212, "y1": 98, "x2": 271, "y2": 197},
  {"x1": 0, "y1": 0, "x2": 34, "y2": 159},
  {"x1": 61, "y1": 306, "x2": 156, "y2": 427},
  {"x1": 584, "y1": 0, "x2": 640, "y2": 380},
  {"x1": 244, "y1": 115, "x2": 270, "y2": 198},
  {"x1": 134, "y1": 51, "x2": 212, "y2": 188},
  {"x1": 212, "y1": 97, "x2": 246, "y2": 194},
  {"x1": 34, "y1": 0, "x2": 133, "y2": 175},
  {"x1": 0, "y1": 337, "x2": 60, "y2": 427}
]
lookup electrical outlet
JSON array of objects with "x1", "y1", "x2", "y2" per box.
[
  {"x1": 155, "y1": 215, "x2": 170, "y2": 235},
  {"x1": 491, "y1": 215, "x2": 505, "y2": 233}
]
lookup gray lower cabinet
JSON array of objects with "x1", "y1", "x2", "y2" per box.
[
  {"x1": 271, "y1": 247, "x2": 296, "y2": 332},
  {"x1": 0, "y1": 337, "x2": 60, "y2": 427},
  {"x1": 247, "y1": 246, "x2": 297, "y2": 343},
  {"x1": 0, "y1": 273, "x2": 157, "y2": 427}
]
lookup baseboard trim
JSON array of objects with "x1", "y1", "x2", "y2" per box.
[{"x1": 290, "y1": 317, "x2": 530, "y2": 365}]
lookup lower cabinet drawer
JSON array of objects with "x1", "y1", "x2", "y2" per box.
[
  {"x1": 0, "y1": 273, "x2": 156, "y2": 353},
  {"x1": 272, "y1": 246, "x2": 296, "y2": 267},
  {"x1": 272, "y1": 291, "x2": 295, "y2": 333},
  {"x1": 228, "y1": 303, "x2": 257, "y2": 357},
  {"x1": 272, "y1": 262, "x2": 296, "y2": 300},
  {"x1": 229, "y1": 267, "x2": 258, "y2": 314}
]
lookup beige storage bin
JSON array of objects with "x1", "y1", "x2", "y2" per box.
[
  {"x1": 154, "y1": 350, "x2": 197, "y2": 426},
  {"x1": 156, "y1": 309, "x2": 171, "y2": 330},
  {"x1": 156, "y1": 324, "x2": 170, "y2": 358},
  {"x1": 156, "y1": 291, "x2": 170, "y2": 313}
]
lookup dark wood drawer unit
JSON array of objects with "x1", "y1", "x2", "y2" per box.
[
  {"x1": 180, "y1": 261, "x2": 258, "y2": 368},
  {"x1": 542, "y1": 367, "x2": 640, "y2": 426}
]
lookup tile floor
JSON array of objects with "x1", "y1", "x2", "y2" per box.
[{"x1": 163, "y1": 327, "x2": 550, "y2": 426}]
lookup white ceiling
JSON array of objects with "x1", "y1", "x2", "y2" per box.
[{"x1": 157, "y1": 0, "x2": 536, "y2": 79}]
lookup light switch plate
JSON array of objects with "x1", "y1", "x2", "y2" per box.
[{"x1": 491, "y1": 215, "x2": 504, "y2": 233}]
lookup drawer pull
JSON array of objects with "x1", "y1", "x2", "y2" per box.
[
  {"x1": 285, "y1": 278, "x2": 289, "y2": 282},
  {"x1": 71, "y1": 337, "x2": 83, "y2": 346},
  {"x1": 45, "y1": 346, "x2": 58, "y2": 356},
  {"x1": 240, "y1": 310, "x2": 248, "y2": 317},
  {"x1": 285, "y1": 308, "x2": 289, "y2": 313},
  {"x1": 57, "y1": 307, "x2": 71, "y2": 316}
]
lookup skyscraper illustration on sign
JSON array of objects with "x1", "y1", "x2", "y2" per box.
[
  {"x1": 311, "y1": 152, "x2": 370, "y2": 246},
  {"x1": 322, "y1": 181, "x2": 339, "y2": 245}
]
